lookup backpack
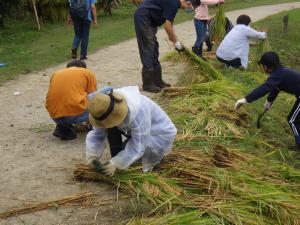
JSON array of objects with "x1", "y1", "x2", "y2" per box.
[{"x1": 69, "y1": 0, "x2": 89, "y2": 19}]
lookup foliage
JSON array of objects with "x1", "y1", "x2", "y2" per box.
[
  {"x1": 211, "y1": 4, "x2": 226, "y2": 44},
  {"x1": 0, "y1": 0, "x2": 24, "y2": 27}
]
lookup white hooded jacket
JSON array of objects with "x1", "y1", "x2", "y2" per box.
[{"x1": 86, "y1": 86, "x2": 177, "y2": 172}]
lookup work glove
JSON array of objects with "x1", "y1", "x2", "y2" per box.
[
  {"x1": 234, "y1": 98, "x2": 247, "y2": 110},
  {"x1": 264, "y1": 100, "x2": 273, "y2": 111},
  {"x1": 175, "y1": 41, "x2": 185, "y2": 53},
  {"x1": 87, "y1": 156, "x2": 104, "y2": 172},
  {"x1": 102, "y1": 161, "x2": 117, "y2": 176}
]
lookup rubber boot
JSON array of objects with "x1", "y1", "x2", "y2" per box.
[
  {"x1": 53, "y1": 124, "x2": 77, "y2": 140},
  {"x1": 192, "y1": 45, "x2": 206, "y2": 61},
  {"x1": 71, "y1": 48, "x2": 77, "y2": 59},
  {"x1": 154, "y1": 65, "x2": 171, "y2": 88},
  {"x1": 142, "y1": 68, "x2": 161, "y2": 93}
]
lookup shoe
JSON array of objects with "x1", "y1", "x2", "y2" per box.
[
  {"x1": 71, "y1": 48, "x2": 77, "y2": 59},
  {"x1": 80, "y1": 55, "x2": 88, "y2": 60},
  {"x1": 142, "y1": 68, "x2": 161, "y2": 93},
  {"x1": 192, "y1": 46, "x2": 207, "y2": 61},
  {"x1": 153, "y1": 65, "x2": 171, "y2": 88},
  {"x1": 53, "y1": 125, "x2": 77, "y2": 140}
]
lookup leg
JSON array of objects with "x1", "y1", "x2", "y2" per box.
[
  {"x1": 134, "y1": 8, "x2": 161, "y2": 93},
  {"x1": 193, "y1": 19, "x2": 206, "y2": 57},
  {"x1": 80, "y1": 19, "x2": 91, "y2": 59},
  {"x1": 287, "y1": 98, "x2": 300, "y2": 145},
  {"x1": 72, "y1": 17, "x2": 83, "y2": 59},
  {"x1": 153, "y1": 35, "x2": 170, "y2": 88},
  {"x1": 107, "y1": 127, "x2": 124, "y2": 157}
]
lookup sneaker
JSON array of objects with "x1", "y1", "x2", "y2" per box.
[
  {"x1": 53, "y1": 125, "x2": 77, "y2": 140},
  {"x1": 71, "y1": 48, "x2": 77, "y2": 59},
  {"x1": 80, "y1": 55, "x2": 88, "y2": 60}
]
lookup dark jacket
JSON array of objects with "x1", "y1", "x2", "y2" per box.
[{"x1": 245, "y1": 66, "x2": 300, "y2": 103}]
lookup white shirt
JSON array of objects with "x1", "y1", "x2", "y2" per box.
[
  {"x1": 216, "y1": 24, "x2": 266, "y2": 68},
  {"x1": 86, "y1": 86, "x2": 177, "y2": 172}
]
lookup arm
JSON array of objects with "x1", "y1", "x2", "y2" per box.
[
  {"x1": 86, "y1": 70, "x2": 97, "y2": 94},
  {"x1": 245, "y1": 75, "x2": 281, "y2": 103},
  {"x1": 246, "y1": 27, "x2": 266, "y2": 39},
  {"x1": 91, "y1": 4, "x2": 97, "y2": 25},
  {"x1": 267, "y1": 88, "x2": 280, "y2": 102},
  {"x1": 164, "y1": 20, "x2": 177, "y2": 43},
  {"x1": 86, "y1": 128, "x2": 107, "y2": 160}
]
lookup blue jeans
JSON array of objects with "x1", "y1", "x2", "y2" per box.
[
  {"x1": 53, "y1": 86, "x2": 113, "y2": 126},
  {"x1": 194, "y1": 19, "x2": 207, "y2": 48},
  {"x1": 72, "y1": 17, "x2": 91, "y2": 57}
]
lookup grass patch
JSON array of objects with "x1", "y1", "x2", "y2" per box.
[{"x1": 0, "y1": 0, "x2": 299, "y2": 84}]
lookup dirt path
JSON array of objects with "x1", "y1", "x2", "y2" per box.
[{"x1": 1, "y1": 2, "x2": 300, "y2": 225}]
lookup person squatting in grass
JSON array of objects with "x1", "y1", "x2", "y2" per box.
[
  {"x1": 45, "y1": 60, "x2": 111, "y2": 140},
  {"x1": 192, "y1": 0, "x2": 225, "y2": 58},
  {"x1": 235, "y1": 52, "x2": 300, "y2": 149},
  {"x1": 68, "y1": 0, "x2": 97, "y2": 61},
  {"x1": 134, "y1": 0, "x2": 193, "y2": 93},
  {"x1": 216, "y1": 14, "x2": 266, "y2": 69},
  {"x1": 86, "y1": 86, "x2": 177, "y2": 176}
]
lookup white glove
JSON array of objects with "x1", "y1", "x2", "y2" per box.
[
  {"x1": 175, "y1": 41, "x2": 184, "y2": 52},
  {"x1": 234, "y1": 98, "x2": 247, "y2": 110},
  {"x1": 264, "y1": 101, "x2": 272, "y2": 110},
  {"x1": 102, "y1": 161, "x2": 117, "y2": 176}
]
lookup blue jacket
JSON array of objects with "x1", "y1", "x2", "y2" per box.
[{"x1": 245, "y1": 66, "x2": 300, "y2": 103}]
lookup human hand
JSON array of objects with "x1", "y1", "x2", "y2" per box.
[
  {"x1": 264, "y1": 101, "x2": 272, "y2": 110},
  {"x1": 234, "y1": 98, "x2": 247, "y2": 110},
  {"x1": 93, "y1": 19, "x2": 97, "y2": 26},
  {"x1": 175, "y1": 41, "x2": 185, "y2": 53},
  {"x1": 102, "y1": 161, "x2": 117, "y2": 176},
  {"x1": 87, "y1": 156, "x2": 103, "y2": 172}
]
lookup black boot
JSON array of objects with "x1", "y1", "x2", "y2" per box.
[
  {"x1": 154, "y1": 65, "x2": 171, "y2": 88},
  {"x1": 192, "y1": 46, "x2": 202, "y2": 57},
  {"x1": 71, "y1": 48, "x2": 77, "y2": 59},
  {"x1": 142, "y1": 69, "x2": 161, "y2": 93},
  {"x1": 53, "y1": 124, "x2": 77, "y2": 140}
]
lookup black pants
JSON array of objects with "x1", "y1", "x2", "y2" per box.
[
  {"x1": 134, "y1": 7, "x2": 160, "y2": 71},
  {"x1": 287, "y1": 97, "x2": 300, "y2": 144},
  {"x1": 107, "y1": 127, "x2": 131, "y2": 157},
  {"x1": 217, "y1": 56, "x2": 242, "y2": 68}
]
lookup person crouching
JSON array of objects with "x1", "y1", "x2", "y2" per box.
[{"x1": 86, "y1": 86, "x2": 177, "y2": 176}]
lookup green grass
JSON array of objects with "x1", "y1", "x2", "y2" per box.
[
  {"x1": 71, "y1": 8, "x2": 300, "y2": 225},
  {"x1": 0, "y1": 0, "x2": 298, "y2": 84}
]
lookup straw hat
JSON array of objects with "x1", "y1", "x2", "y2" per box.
[{"x1": 88, "y1": 91, "x2": 128, "y2": 128}]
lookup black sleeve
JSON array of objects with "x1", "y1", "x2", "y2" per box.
[
  {"x1": 163, "y1": 0, "x2": 180, "y2": 22},
  {"x1": 245, "y1": 75, "x2": 281, "y2": 103},
  {"x1": 267, "y1": 88, "x2": 280, "y2": 102}
]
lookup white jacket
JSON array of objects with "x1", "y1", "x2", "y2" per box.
[
  {"x1": 216, "y1": 24, "x2": 266, "y2": 68},
  {"x1": 86, "y1": 86, "x2": 177, "y2": 172}
]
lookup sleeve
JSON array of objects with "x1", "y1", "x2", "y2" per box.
[
  {"x1": 86, "y1": 70, "x2": 97, "y2": 94},
  {"x1": 245, "y1": 75, "x2": 281, "y2": 103},
  {"x1": 267, "y1": 88, "x2": 280, "y2": 102},
  {"x1": 109, "y1": 108, "x2": 151, "y2": 170},
  {"x1": 201, "y1": 0, "x2": 220, "y2": 5},
  {"x1": 86, "y1": 128, "x2": 107, "y2": 160},
  {"x1": 163, "y1": 0, "x2": 180, "y2": 22},
  {"x1": 246, "y1": 27, "x2": 266, "y2": 39}
]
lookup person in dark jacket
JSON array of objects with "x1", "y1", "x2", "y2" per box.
[
  {"x1": 134, "y1": 0, "x2": 193, "y2": 93},
  {"x1": 235, "y1": 51, "x2": 300, "y2": 148}
]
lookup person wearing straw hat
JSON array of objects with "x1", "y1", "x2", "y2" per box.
[
  {"x1": 235, "y1": 52, "x2": 300, "y2": 150},
  {"x1": 86, "y1": 86, "x2": 177, "y2": 176}
]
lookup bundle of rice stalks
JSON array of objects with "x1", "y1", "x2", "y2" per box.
[
  {"x1": 0, "y1": 192, "x2": 95, "y2": 219},
  {"x1": 254, "y1": 38, "x2": 271, "y2": 72},
  {"x1": 183, "y1": 47, "x2": 223, "y2": 81},
  {"x1": 211, "y1": 4, "x2": 226, "y2": 44}
]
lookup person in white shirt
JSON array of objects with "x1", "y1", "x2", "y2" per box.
[
  {"x1": 216, "y1": 14, "x2": 267, "y2": 69},
  {"x1": 86, "y1": 86, "x2": 177, "y2": 176}
]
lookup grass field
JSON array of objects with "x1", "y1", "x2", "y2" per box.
[
  {"x1": 0, "y1": 0, "x2": 298, "y2": 84},
  {"x1": 72, "y1": 8, "x2": 300, "y2": 224}
]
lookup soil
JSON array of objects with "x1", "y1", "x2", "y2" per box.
[{"x1": 1, "y1": 3, "x2": 300, "y2": 225}]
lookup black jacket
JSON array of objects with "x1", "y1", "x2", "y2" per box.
[{"x1": 245, "y1": 66, "x2": 300, "y2": 103}]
